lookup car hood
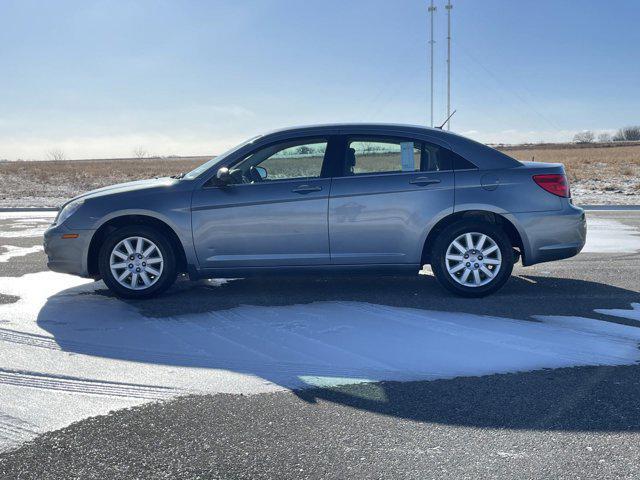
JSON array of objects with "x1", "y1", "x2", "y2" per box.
[{"x1": 69, "y1": 177, "x2": 179, "y2": 204}]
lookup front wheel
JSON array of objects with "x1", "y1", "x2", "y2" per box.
[
  {"x1": 98, "y1": 226, "x2": 177, "y2": 299},
  {"x1": 430, "y1": 221, "x2": 514, "y2": 297}
]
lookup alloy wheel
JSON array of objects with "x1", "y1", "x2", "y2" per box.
[
  {"x1": 445, "y1": 232, "x2": 502, "y2": 287},
  {"x1": 109, "y1": 236, "x2": 164, "y2": 290}
]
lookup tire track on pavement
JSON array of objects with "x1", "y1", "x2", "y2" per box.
[
  {"x1": 0, "y1": 368, "x2": 177, "y2": 400},
  {"x1": 0, "y1": 413, "x2": 38, "y2": 445},
  {"x1": 0, "y1": 326, "x2": 413, "y2": 384}
]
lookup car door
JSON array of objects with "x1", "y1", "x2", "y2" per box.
[
  {"x1": 329, "y1": 134, "x2": 455, "y2": 265},
  {"x1": 191, "y1": 137, "x2": 333, "y2": 269}
]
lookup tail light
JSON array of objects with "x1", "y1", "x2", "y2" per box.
[{"x1": 533, "y1": 174, "x2": 570, "y2": 198}]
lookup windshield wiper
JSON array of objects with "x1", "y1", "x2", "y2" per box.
[{"x1": 170, "y1": 172, "x2": 186, "y2": 179}]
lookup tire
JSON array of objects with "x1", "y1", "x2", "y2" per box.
[
  {"x1": 98, "y1": 225, "x2": 177, "y2": 299},
  {"x1": 430, "y1": 221, "x2": 514, "y2": 298}
]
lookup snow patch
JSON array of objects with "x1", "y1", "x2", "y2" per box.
[
  {"x1": 0, "y1": 212, "x2": 56, "y2": 219},
  {"x1": 0, "y1": 245, "x2": 44, "y2": 263},
  {"x1": 594, "y1": 303, "x2": 640, "y2": 323},
  {"x1": 583, "y1": 218, "x2": 640, "y2": 253},
  {"x1": 0, "y1": 213, "x2": 54, "y2": 238},
  {"x1": 1, "y1": 271, "x2": 640, "y2": 451},
  {"x1": 0, "y1": 228, "x2": 48, "y2": 238}
]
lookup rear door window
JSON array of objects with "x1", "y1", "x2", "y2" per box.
[{"x1": 342, "y1": 137, "x2": 453, "y2": 176}]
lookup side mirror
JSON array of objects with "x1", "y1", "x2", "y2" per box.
[
  {"x1": 215, "y1": 167, "x2": 231, "y2": 185},
  {"x1": 255, "y1": 166, "x2": 267, "y2": 180}
]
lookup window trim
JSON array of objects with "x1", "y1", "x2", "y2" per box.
[
  {"x1": 331, "y1": 169, "x2": 453, "y2": 181},
  {"x1": 197, "y1": 131, "x2": 479, "y2": 188}
]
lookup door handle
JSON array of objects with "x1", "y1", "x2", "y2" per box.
[
  {"x1": 409, "y1": 177, "x2": 441, "y2": 186},
  {"x1": 292, "y1": 185, "x2": 322, "y2": 194}
]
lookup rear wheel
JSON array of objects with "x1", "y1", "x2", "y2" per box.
[
  {"x1": 430, "y1": 221, "x2": 514, "y2": 297},
  {"x1": 98, "y1": 226, "x2": 177, "y2": 299}
]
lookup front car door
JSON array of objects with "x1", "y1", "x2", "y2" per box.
[
  {"x1": 329, "y1": 133, "x2": 455, "y2": 265},
  {"x1": 191, "y1": 137, "x2": 335, "y2": 270}
]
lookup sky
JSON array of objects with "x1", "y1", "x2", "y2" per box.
[{"x1": 1, "y1": 0, "x2": 639, "y2": 160}]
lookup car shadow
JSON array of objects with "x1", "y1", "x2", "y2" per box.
[
  {"x1": 34, "y1": 274, "x2": 640, "y2": 432},
  {"x1": 295, "y1": 363, "x2": 640, "y2": 432},
  {"x1": 130, "y1": 272, "x2": 640, "y2": 325}
]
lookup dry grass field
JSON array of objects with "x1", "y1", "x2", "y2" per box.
[
  {"x1": 500, "y1": 142, "x2": 640, "y2": 204},
  {"x1": 500, "y1": 142, "x2": 640, "y2": 181},
  {"x1": 0, "y1": 156, "x2": 208, "y2": 208},
  {"x1": 1, "y1": 142, "x2": 639, "y2": 207}
]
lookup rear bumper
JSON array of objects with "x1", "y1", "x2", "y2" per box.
[
  {"x1": 507, "y1": 203, "x2": 586, "y2": 266},
  {"x1": 43, "y1": 223, "x2": 94, "y2": 277}
]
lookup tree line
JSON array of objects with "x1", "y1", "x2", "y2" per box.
[
  {"x1": 573, "y1": 126, "x2": 640, "y2": 144},
  {"x1": 35, "y1": 125, "x2": 640, "y2": 161}
]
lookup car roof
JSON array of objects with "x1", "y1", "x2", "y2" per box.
[
  {"x1": 255, "y1": 123, "x2": 521, "y2": 170},
  {"x1": 262, "y1": 123, "x2": 447, "y2": 137},
  {"x1": 259, "y1": 123, "x2": 492, "y2": 149}
]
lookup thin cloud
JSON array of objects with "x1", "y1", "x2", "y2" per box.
[
  {"x1": 0, "y1": 133, "x2": 247, "y2": 161},
  {"x1": 463, "y1": 128, "x2": 617, "y2": 145}
]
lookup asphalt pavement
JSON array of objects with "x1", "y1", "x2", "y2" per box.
[{"x1": 0, "y1": 210, "x2": 640, "y2": 479}]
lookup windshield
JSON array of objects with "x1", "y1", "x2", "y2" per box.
[{"x1": 183, "y1": 135, "x2": 261, "y2": 179}]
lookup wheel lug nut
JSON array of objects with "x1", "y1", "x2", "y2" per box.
[
  {"x1": 142, "y1": 262, "x2": 146, "y2": 266},
  {"x1": 136, "y1": 267, "x2": 141, "y2": 272},
  {"x1": 128, "y1": 263, "x2": 133, "y2": 268},
  {"x1": 474, "y1": 263, "x2": 479, "y2": 268},
  {"x1": 478, "y1": 255, "x2": 483, "y2": 260},
  {"x1": 464, "y1": 254, "x2": 469, "y2": 259},
  {"x1": 466, "y1": 262, "x2": 470, "y2": 267}
]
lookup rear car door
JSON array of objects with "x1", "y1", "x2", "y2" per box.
[
  {"x1": 328, "y1": 134, "x2": 455, "y2": 265},
  {"x1": 191, "y1": 137, "x2": 334, "y2": 269}
]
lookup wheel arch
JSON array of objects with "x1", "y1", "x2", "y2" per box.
[
  {"x1": 421, "y1": 210, "x2": 525, "y2": 265},
  {"x1": 87, "y1": 214, "x2": 188, "y2": 277}
]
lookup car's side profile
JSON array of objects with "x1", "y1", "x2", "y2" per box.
[{"x1": 44, "y1": 124, "x2": 586, "y2": 299}]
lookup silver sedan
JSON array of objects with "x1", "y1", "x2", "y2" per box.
[{"x1": 44, "y1": 124, "x2": 586, "y2": 298}]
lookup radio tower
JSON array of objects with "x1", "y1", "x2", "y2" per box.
[
  {"x1": 445, "y1": 0, "x2": 453, "y2": 130},
  {"x1": 428, "y1": 0, "x2": 436, "y2": 127}
]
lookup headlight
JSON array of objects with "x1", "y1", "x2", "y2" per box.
[{"x1": 55, "y1": 199, "x2": 84, "y2": 225}]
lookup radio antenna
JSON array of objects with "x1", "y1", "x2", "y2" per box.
[{"x1": 436, "y1": 109, "x2": 456, "y2": 129}]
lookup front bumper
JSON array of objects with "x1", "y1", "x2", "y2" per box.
[
  {"x1": 43, "y1": 223, "x2": 95, "y2": 277},
  {"x1": 507, "y1": 203, "x2": 587, "y2": 266}
]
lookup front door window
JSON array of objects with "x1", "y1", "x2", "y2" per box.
[{"x1": 230, "y1": 139, "x2": 328, "y2": 183}]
